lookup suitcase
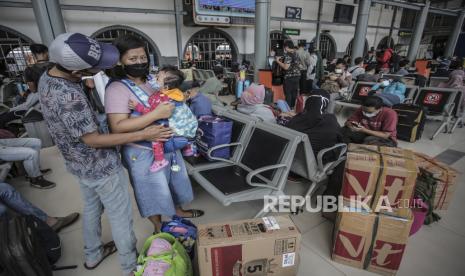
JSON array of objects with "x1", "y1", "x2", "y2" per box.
[{"x1": 392, "y1": 104, "x2": 426, "y2": 142}]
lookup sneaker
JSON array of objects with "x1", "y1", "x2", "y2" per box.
[
  {"x1": 150, "y1": 159, "x2": 169, "y2": 172},
  {"x1": 40, "y1": 168, "x2": 52, "y2": 175},
  {"x1": 30, "y1": 176, "x2": 56, "y2": 189},
  {"x1": 51, "y1": 212, "x2": 80, "y2": 233}
]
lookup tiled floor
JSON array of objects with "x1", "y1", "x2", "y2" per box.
[{"x1": 7, "y1": 111, "x2": 465, "y2": 276}]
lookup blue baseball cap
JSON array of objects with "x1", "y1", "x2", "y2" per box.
[{"x1": 49, "y1": 33, "x2": 119, "y2": 71}]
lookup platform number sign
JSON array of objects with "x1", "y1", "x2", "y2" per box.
[{"x1": 285, "y1": 6, "x2": 302, "y2": 20}]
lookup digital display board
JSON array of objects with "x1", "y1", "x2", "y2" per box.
[
  {"x1": 196, "y1": 0, "x2": 255, "y2": 17},
  {"x1": 193, "y1": 0, "x2": 255, "y2": 26}
]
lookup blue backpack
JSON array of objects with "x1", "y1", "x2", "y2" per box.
[{"x1": 161, "y1": 216, "x2": 197, "y2": 259}]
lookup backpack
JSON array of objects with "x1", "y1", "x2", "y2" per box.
[
  {"x1": 271, "y1": 60, "x2": 284, "y2": 85},
  {"x1": 135, "y1": 233, "x2": 193, "y2": 276},
  {"x1": 392, "y1": 104, "x2": 427, "y2": 142},
  {"x1": 389, "y1": 52, "x2": 401, "y2": 73},
  {"x1": 414, "y1": 169, "x2": 441, "y2": 225},
  {"x1": 161, "y1": 216, "x2": 197, "y2": 259},
  {"x1": 0, "y1": 215, "x2": 76, "y2": 276}
]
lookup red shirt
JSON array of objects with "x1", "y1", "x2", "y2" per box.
[{"x1": 347, "y1": 107, "x2": 398, "y2": 142}]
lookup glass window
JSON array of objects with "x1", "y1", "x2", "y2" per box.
[{"x1": 333, "y1": 4, "x2": 355, "y2": 24}]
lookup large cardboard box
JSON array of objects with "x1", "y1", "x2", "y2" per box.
[
  {"x1": 196, "y1": 216, "x2": 301, "y2": 276},
  {"x1": 341, "y1": 144, "x2": 418, "y2": 217},
  {"x1": 332, "y1": 208, "x2": 413, "y2": 276},
  {"x1": 414, "y1": 152, "x2": 460, "y2": 210}
]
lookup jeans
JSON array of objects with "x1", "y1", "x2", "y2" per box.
[
  {"x1": 342, "y1": 127, "x2": 397, "y2": 147},
  {"x1": 0, "y1": 182, "x2": 47, "y2": 220},
  {"x1": 122, "y1": 146, "x2": 194, "y2": 218},
  {"x1": 0, "y1": 138, "x2": 42, "y2": 177},
  {"x1": 78, "y1": 170, "x2": 137, "y2": 275},
  {"x1": 0, "y1": 110, "x2": 25, "y2": 129},
  {"x1": 284, "y1": 77, "x2": 300, "y2": 109},
  {"x1": 376, "y1": 93, "x2": 401, "y2": 107}
]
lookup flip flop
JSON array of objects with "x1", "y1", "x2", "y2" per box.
[
  {"x1": 83, "y1": 241, "x2": 118, "y2": 270},
  {"x1": 180, "y1": 209, "x2": 204, "y2": 218}
]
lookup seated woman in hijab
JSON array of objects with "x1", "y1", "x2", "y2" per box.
[
  {"x1": 439, "y1": 70, "x2": 465, "y2": 112},
  {"x1": 237, "y1": 84, "x2": 276, "y2": 123},
  {"x1": 285, "y1": 89, "x2": 343, "y2": 160}
]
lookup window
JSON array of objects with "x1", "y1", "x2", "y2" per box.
[
  {"x1": 377, "y1": 36, "x2": 394, "y2": 50},
  {"x1": 346, "y1": 38, "x2": 369, "y2": 56},
  {"x1": 269, "y1": 31, "x2": 290, "y2": 54},
  {"x1": 312, "y1": 34, "x2": 337, "y2": 60},
  {"x1": 91, "y1": 25, "x2": 160, "y2": 67},
  {"x1": 0, "y1": 25, "x2": 34, "y2": 78},
  {"x1": 184, "y1": 28, "x2": 237, "y2": 70},
  {"x1": 400, "y1": 9, "x2": 417, "y2": 29},
  {"x1": 333, "y1": 4, "x2": 354, "y2": 24}
]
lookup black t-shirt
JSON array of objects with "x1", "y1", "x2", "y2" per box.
[{"x1": 24, "y1": 62, "x2": 53, "y2": 86}]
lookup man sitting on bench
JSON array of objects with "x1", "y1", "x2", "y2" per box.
[{"x1": 342, "y1": 96, "x2": 398, "y2": 147}]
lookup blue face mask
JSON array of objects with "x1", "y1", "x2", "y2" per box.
[{"x1": 148, "y1": 76, "x2": 161, "y2": 91}]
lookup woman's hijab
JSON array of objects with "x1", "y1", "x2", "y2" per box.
[
  {"x1": 445, "y1": 70, "x2": 465, "y2": 88},
  {"x1": 241, "y1": 84, "x2": 265, "y2": 105},
  {"x1": 286, "y1": 89, "x2": 331, "y2": 131}
]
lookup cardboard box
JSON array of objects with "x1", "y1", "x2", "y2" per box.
[
  {"x1": 196, "y1": 216, "x2": 301, "y2": 276},
  {"x1": 332, "y1": 208, "x2": 413, "y2": 276},
  {"x1": 414, "y1": 152, "x2": 460, "y2": 210},
  {"x1": 341, "y1": 144, "x2": 418, "y2": 217}
]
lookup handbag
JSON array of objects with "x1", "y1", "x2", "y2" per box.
[{"x1": 195, "y1": 116, "x2": 233, "y2": 161}]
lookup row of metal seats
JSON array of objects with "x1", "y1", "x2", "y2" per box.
[
  {"x1": 380, "y1": 74, "x2": 416, "y2": 86},
  {"x1": 336, "y1": 81, "x2": 463, "y2": 140},
  {"x1": 336, "y1": 81, "x2": 420, "y2": 108},
  {"x1": 192, "y1": 69, "x2": 215, "y2": 82},
  {"x1": 184, "y1": 106, "x2": 347, "y2": 217},
  {"x1": 382, "y1": 73, "x2": 458, "y2": 88}
]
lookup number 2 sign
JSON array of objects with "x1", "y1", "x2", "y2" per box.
[{"x1": 285, "y1": 6, "x2": 302, "y2": 20}]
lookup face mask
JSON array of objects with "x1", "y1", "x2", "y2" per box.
[
  {"x1": 382, "y1": 80, "x2": 390, "y2": 87},
  {"x1": 123, "y1": 63, "x2": 149, "y2": 78},
  {"x1": 335, "y1": 68, "x2": 343, "y2": 74},
  {"x1": 363, "y1": 110, "x2": 380, "y2": 118},
  {"x1": 148, "y1": 78, "x2": 161, "y2": 91}
]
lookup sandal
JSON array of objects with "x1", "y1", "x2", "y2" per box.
[
  {"x1": 83, "y1": 241, "x2": 118, "y2": 270},
  {"x1": 180, "y1": 209, "x2": 204, "y2": 218}
]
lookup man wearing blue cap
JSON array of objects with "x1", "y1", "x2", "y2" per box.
[{"x1": 37, "y1": 33, "x2": 174, "y2": 275}]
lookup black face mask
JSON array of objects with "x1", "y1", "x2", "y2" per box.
[{"x1": 123, "y1": 63, "x2": 149, "y2": 78}]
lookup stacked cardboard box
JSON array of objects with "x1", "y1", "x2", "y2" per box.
[
  {"x1": 340, "y1": 144, "x2": 418, "y2": 217},
  {"x1": 332, "y1": 144, "x2": 417, "y2": 275},
  {"x1": 332, "y1": 208, "x2": 413, "y2": 276},
  {"x1": 196, "y1": 216, "x2": 301, "y2": 276},
  {"x1": 414, "y1": 152, "x2": 460, "y2": 210}
]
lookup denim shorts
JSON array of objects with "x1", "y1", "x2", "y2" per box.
[{"x1": 121, "y1": 145, "x2": 194, "y2": 217}]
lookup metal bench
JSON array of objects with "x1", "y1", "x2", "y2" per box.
[
  {"x1": 286, "y1": 127, "x2": 347, "y2": 213},
  {"x1": 184, "y1": 108, "x2": 257, "y2": 175},
  {"x1": 428, "y1": 76, "x2": 448, "y2": 87},
  {"x1": 192, "y1": 121, "x2": 301, "y2": 218},
  {"x1": 414, "y1": 87, "x2": 459, "y2": 140}
]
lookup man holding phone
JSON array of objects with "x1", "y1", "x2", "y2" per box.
[
  {"x1": 275, "y1": 40, "x2": 301, "y2": 109},
  {"x1": 342, "y1": 96, "x2": 398, "y2": 147}
]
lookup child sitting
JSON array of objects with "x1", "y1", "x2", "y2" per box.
[
  {"x1": 130, "y1": 71, "x2": 198, "y2": 172},
  {"x1": 181, "y1": 80, "x2": 212, "y2": 118}
]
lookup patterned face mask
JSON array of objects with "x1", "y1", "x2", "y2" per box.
[{"x1": 362, "y1": 110, "x2": 380, "y2": 118}]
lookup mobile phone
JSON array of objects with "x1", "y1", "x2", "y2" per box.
[{"x1": 351, "y1": 121, "x2": 361, "y2": 127}]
